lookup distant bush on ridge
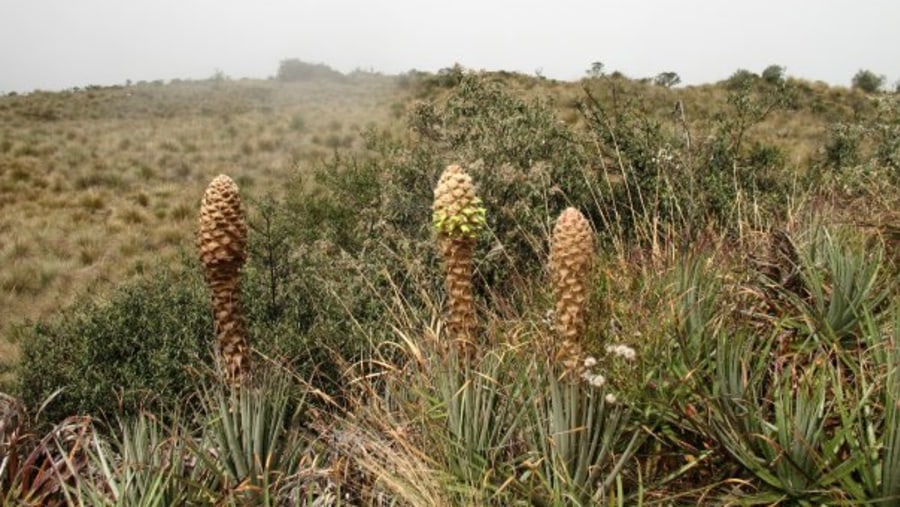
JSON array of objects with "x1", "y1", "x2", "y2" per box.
[{"x1": 276, "y1": 59, "x2": 344, "y2": 82}]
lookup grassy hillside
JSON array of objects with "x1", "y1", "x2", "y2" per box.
[
  {"x1": 0, "y1": 73, "x2": 402, "y2": 379},
  {"x1": 2, "y1": 65, "x2": 900, "y2": 504}
]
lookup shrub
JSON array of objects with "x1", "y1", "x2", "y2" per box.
[
  {"x1": 822, "y1": 123, "x2": 863, "y2": 171},
  {"x1": 17, "y1": 266, "x2": 214, "y2": 423},
  {"x1": 852, "y1": 69, "x2": 885, "y2": 93},
  {"x1": 725, "y1": 69, "x2": 758, "y2": 89},
  {"x1": 17, "y1": 195, "x2": 386, "y2": 422},
  {"x1": 654, "y1": 71, "x2": 681, "y2": 88},
  {"x1": 579, "y1": 76, "x2": 793, "y2": 241},
  {"x1": 586, "y1": 61, "x2": 605, "y2": 77},
  {"x1": 276, "y1": 59, "x2": 344, "y2": 82},
  {"x1": 761, "y1": 64, "x2": 786, "y2": 85},
  {"x1": 872, "y1": 96, "x2": 900, "y2": 175}
]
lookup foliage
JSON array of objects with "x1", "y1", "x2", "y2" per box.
[
  {"x1": 852, "y1": 69, "x2": 886, "y2": 93},
  {"x1": 523, "y1": 360, "x2": 643, "y2": 505},
  {"x1": 190, "y1": 369, "x2": 311, "y2": 504},
  {"x1": 17, "y1": 266, "x2": 214, "y2": 424},
  {"x1": 654, "y1": 71, "x2": 681, "y2": 88},
  {"x1": 761, "y1": 64, "x2": 786, "y2": 85},
  {"x1": 725, "y1": 68, "x2": 758, "y2": 89},
  {"x1": 790, "y1": 228, "x2": 889, "y2": 345},
  {"x1": 587, "y1": 61, "x2": 605, "y2": 77},
  {"x1": 578, "y1": 76, "x2": 794, "y2": 246},
  {"x1": 820, "y1": 95, "x2": 900, "y2": 177},
  {"x1": 17, "y1": 222, "x2": 380, "y2": 423},
  {"x1": 276, "y1": 59, "x2": 344, "y2": 82}
]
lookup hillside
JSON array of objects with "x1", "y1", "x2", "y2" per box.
[
  {"x1": 2, "y1": 65, "x2": 900, "y2": 504},
  {"x1": 0, "y1": 73, "x2": 402, "y2": 377},
  {"x1": 1, "y1": 64, "x2": 894, "y2": 383}
]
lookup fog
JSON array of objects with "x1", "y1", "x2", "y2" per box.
[{"x1": 1, "y1": 0, "x2": 898, "y2": 93}]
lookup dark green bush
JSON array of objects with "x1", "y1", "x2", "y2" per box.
[
  {"x1": 852, "y1": 69, "x2": 885, "y2": 93},
  {"x1": 725, "y1": 69, "x2": 758, "y2": 90},
  {"x1": 291, "y1": 71, "x2": 597, "y2": 298},
  {"x1": 654, "y1": 71, "x2": 681, "y2": 88},
  {"x1": 17, "y1": 265, "x2": 214, "y2": 423},
  {"x1": 276, "y1": 59, "x2": 344, "y2": 82},
  {"x1": 761, "y1": 65, "x2": 786, "y2": 85},
  {"x1": 823, "y1": 123, "x2": 863, "y2": 171}
]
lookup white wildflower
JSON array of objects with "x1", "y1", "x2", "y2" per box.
[
  {"x1": 542, "y1": 309, "x2": 555, "y2": 329},
  {"x1": 604, "y1": 393, "x2": 617, "y2": 404},
  {"x1": 606, "y1": 344, "x2": 637, "y2": 361},
  {"x1": 583, "y1": 356, "x2": 597, "y2": 368},
  {"x1": 589, "y1": 374, "x2": 606, "y2": 388}
]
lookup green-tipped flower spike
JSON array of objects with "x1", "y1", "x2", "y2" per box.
[
  {"x1": 432, "y1": 165, "x2": 487, "y2": 240},
  {"x1": 549, "y1": 207, "x2": 594, "y2": 360},
  {"x1": 433, "y1": 165, "x2": 485, "y2": 359},
  {"x1": 198, "y1": 174, "x2": 251, "y2": 385}
]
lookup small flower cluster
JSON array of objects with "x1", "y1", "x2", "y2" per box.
[
  {"x1": 651, "y1": 146, "x2": 683, "y2": 171},
  {"x1": 605, "y1": 344, "x2": 637, "y2": 361},
  {"x1": 580, "y1": 357, "x2": 606, "y2": 389}
]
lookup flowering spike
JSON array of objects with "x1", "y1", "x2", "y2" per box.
[
  {"x1": 198, "y1": 174, "x2": 251, "y2": 385},
  {"x1": 549, "y1": 207, "x2": 594, "y2": 361},
  {"x1": 433, "y1": 165, "x2": 485, "y2": 359}
]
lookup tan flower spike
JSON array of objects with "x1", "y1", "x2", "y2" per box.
[
  {"x1": 433, "y1": 165, "x2": 486, "y2": 359},
  {"x1": 198, "y1": 174, "x2": 250, "y2": 385},
  {"x1": 549, "y1": 207, "x2": 594, "y2": 356}
]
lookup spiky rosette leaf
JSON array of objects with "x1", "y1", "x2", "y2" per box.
[
  {"x1": 432, "y1": 165, "x2": 486, "y2": 240},
  {"x1": 549, "y1": 207, "x2": 594, "y2": 344}
]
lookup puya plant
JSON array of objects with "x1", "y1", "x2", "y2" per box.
[{"x1": 522, "y1": 207, "x2": 643, "y2": 505}]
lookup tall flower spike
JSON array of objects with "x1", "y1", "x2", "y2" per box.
[
  {"x1": 198, "y1": 174, "x2": 250, "y2": 385},
  {"x1": 432, "y1": 165, "x2": 486, "y2": 359},
  {"x1": 549, "y1": 208, "x2": 594, "y2": 363}
]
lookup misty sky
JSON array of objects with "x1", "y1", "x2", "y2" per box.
[{"x1": 1, "y1": 0, "x2": 898, "y2": 93}]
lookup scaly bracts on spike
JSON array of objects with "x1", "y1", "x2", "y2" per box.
[
  {"x1": 198, "y1": 174, "x2": 250, "y2": 385},
  {"x1": 432, "y1": 165, "x2": 486, "y2": 360},
  {"x1": 549, "y1": 207, "x2": 594, "y2": 368}
]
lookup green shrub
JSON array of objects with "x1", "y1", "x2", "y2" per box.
[
  {"x1": 275, "y1": 59, "x2": 344, "y2": 82},
  {"x1": 823, "y1": 123, "x2": 863, "y2": 171},
  {"x1": 873, "y1": 96, "x2": 900, "y2": 176},
  {"x1": 725, "y1": 69, "x2": 758, "y2": 90},
  {"x1": 654, "y1": 71, "x2": 681, "y2": 88},
  {"x1": 292, "y1": 71, "x2": 596, "y2": 296},
  {"x1": 852, "y1": 69, "x2": 885, "y2": 93},
  {"x1": 761, "y1": 64, "x2": 786, "y2": 85},
  {"x1": 17, "y1": 265, "x2": 214, "y2": 423}
]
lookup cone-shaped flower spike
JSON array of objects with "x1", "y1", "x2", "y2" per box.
[
  {"x1": 198, "y1": 174, "x2": 250, "y2": 385},
  {"x1": 432, "y1": 165, "x2": 486, "y2": 359},
  {"x1": 549, "y1": 207, "x2": 594, "y2": 346}
]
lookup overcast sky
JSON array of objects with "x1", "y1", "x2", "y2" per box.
[{"x1": 1, "y1": 0, "x2": 898, "y2": 93}]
